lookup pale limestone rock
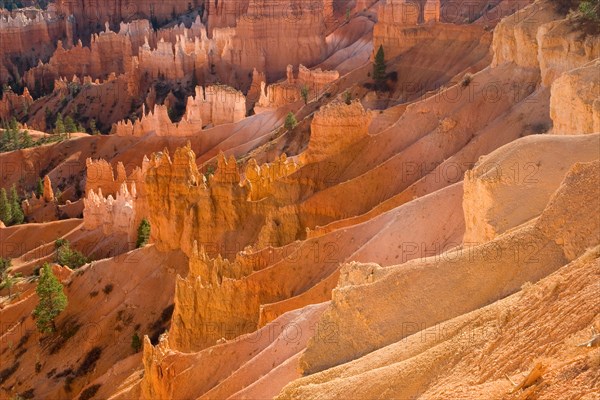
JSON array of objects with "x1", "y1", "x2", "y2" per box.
[
  {"x1": 550, "y1": 60, "x2": 600, "y2": 134},
  {"x1": 463, "y1": 134, "x2": 600, "y2": 244}
]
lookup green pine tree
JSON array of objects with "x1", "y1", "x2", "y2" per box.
[
  {"x1": 373, "y1": 45, "x2": 387, "y2": 89},
  {"x1": 33, "y1": 264, "x2": 68, "y2": 334},
  {"x1": 8, "y1": 117, "x2": 18, "y2": 131},
  {"x1": 136, "y1": 218, "x2": 151, "y2": 248},
  {"x1": 21, "y1": 130, "x2": 33, "y2": 148},
  {"x1": 89, "y1": 119, "x2": 100, "y2": 135},
  {"x1": 0, "y1": 257, "x2": 11, "y2": 276},
  {"x1": 0, "y1": 188, "x2": 12, "y2": 225},
  {"x1": 300, "y1": 85, "x2": 309, "y2": 105},
  {"x1": 284, "y1": 112, "x2": 298, "y2": 130},
  {"x1": 54, "y1": 113, "x2": 65, "y2": 135},
  {"x1": 2, "y1": 273, "x2": 17, "y2": 297},
  {"x1": 9, "y1": 185, "x2": 24, "y2": 225},
  {"x1": 131, "y1": 332, "x2": 142, "y2": 352},
  {"x1": 64, "y1": 116, "x2": 77, "y2": 134},
  {"x1": 36, "y1": 177, "x2": 44, "y2": 197}
]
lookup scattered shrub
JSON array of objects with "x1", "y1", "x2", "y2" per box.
[
  {"x1": 284, "y1": 112, "x2": 298, "y2": 130},
  {"x1": 0, "y1": 361, "x2": 19, "y2": 384},
  {"x1": 136, "y1": 219, "x2": 151, "y2": 248},
  {"x1": 461, "y1": 73, "x2": 473, "y2": 87},
  {"x1": 79, "y1": 384, "x2": 101, "y2": 400},
  {"x1": 102, "y1": 284, "x2": 113, "y2": 295},
  {"x1": 578, "y1": 0, "x2": 599, "y2": 21},
  {"x1": 131, "y1": 333, "x2": 142, "y2": 353},
  {"x1": 300, "y1": 85, "x2": 309, "y2": 105},
  {"x1": 18, "y1": 389, "x2": 34, "y2": 399},
  {"x1": 77, "y1": 347, "x2": 102, "y2": 376},
  {"x1": 343, "y1": 91, "x2": 352, "y2": 105}
]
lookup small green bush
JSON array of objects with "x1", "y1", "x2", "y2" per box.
[
  {"x1": 284, "y1": 112, "x2": 298, "y2": 130},
  {"x1": 55, "y1": 240, "x2": 88, "y2": 269},
  {"x1": 131, "y1": 332, "x2": 142, "y2": 353},
  {"x1": 136, "y1": 219, "x2": 151, "y2": 248}
]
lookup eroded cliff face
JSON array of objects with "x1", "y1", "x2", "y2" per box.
[
  {"x1": 226, "y1": 0, "x2": 328, "y2": 81},
  {"x1": 550, "y1": 59, "x2": 600, "y2": 134},
  {"x1": 298, "y1": 134, "x2": 600, "y2": 375},
  {"x1": 143, "y1": 144, "x2": 305, "y2": 257},
  {"x1": 463, "y1": 134, "x2": 600, "y2": 244},
  {"x1": 55, "y1": 0, "x2": 195, "y2": 36},
  {"x1": 0, "y1": 9, "x2": 72, "y2": 83},
  {"x1": 4, "y1": 0, "x2": 600, "y2": 398},
  {"x1": 492, "y1": 0, "x2": 599, "y2": 87}
]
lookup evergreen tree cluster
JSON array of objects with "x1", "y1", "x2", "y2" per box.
[
  {"x1": 0, "y1": 184, "x2": 25, "y2": 226},
  {"x1": 0, "y1": 118, "x2": 32, "y2": 153},
  {"x1": 1, "y1": 117, "x2": 64, "y2": 153},
  {"x1": 53, "y1": 113, "x2": 85, "y2": 136}
]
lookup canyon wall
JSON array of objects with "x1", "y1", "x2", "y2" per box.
[
  {"x1": 84, "y1": 158, "x2": 144, "y2": 197},
  {"x1": 224, "y1": 0, "x2": 328, "y2": 81},
  {"x1": 492, "y1": 0, "x2": 599, "y2": 87},
  {"x1": 463, "y1": 134, "x2": 600, "y2": 244},
  {"x1": 55, "y1": 0, "x2": 197, "y2": 35},
  {"x1": 23, "y1": 19, "x2": 150, "y2": 84},
  {"x1": 373, "y1": 14, "x2": 488, "y2": 62},
  {"x1": 0, "y1": 9, "x2": 71, "y2": 83}
]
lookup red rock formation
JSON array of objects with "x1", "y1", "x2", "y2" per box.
[
  {"x1": 85, "y1": 158, "x2": 137, "y2": 197},
  {"x1": 23, "y1": 19, "x2": 150, "y2": 85}
]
